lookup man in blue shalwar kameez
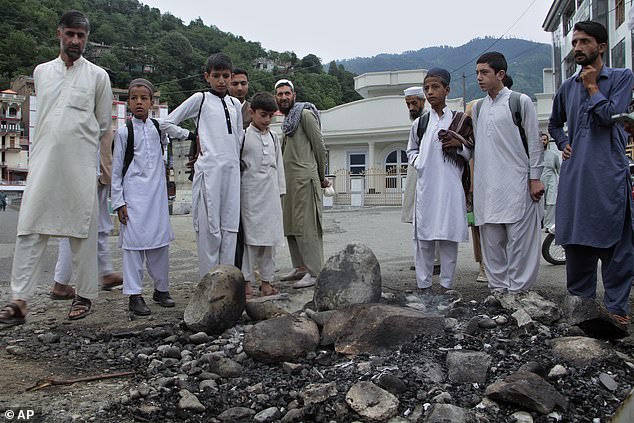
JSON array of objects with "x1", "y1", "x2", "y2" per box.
[{"x1": 549, "y1": 20, "x2": 634, "y2": 325}]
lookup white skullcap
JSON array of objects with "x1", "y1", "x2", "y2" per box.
[
  {"x1": 403, "y1": 86, "x2": 424, "y2": 96},
  {"x1": 275, "y1": 79, "x2": 294, "y2": 91}
]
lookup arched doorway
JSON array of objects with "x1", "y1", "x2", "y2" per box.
[{"x1": 384, "y1": 149, "x2": 408, "y2": 191}]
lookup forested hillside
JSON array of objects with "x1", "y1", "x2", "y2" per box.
[
  {"x1": 0, "y1": 1, "x2": 551, "y2": 108},
  {"x1": 0, "y1": 0, "x2": 362, "y2": 108},
  {"x1": 338, "y1": 37, "x2": 552, "y2": 101}
]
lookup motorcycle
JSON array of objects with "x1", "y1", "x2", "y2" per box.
[{"x1": 542, "y1": 225, "x2": 565, "y2": 265}]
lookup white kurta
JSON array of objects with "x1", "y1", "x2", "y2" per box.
[
  {"x1": 240, "y1": 124, "x2": 286, "y2": 246},
  {"x1": 111, "y1": 118, "x2": 174, "y2": 250},
  {"x1": 160, "y1": 92, "x2": 244, "y2": 234},
  {"x1": 17, "y1": 56, "x2": 112, "y2": 238},
  {"x1": 472, "y1": 88, "x2": 543, "y2": 225},
  {"x1": 406, "y1": 107, "x2": 471, "y2": 242}
]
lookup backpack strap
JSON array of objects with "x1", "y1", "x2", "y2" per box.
[
  {"x1": 472, "y1": 99, "x2": 483, "y2": 123},
  {"x1": 123, "y1": 119, "x2": 162, "y2": 178},
  {"x1": 150, "y1": 118, "x2": 163, "y2": 155},
  {"x1": 508, "y1": 91, "x2": 528, "y2": 156},
  {"x1": 416, "y1": 111, "x2": 430, "y2": 142},
  {"x1": 123, "y1": 120, "x2": 135, "y2": 178}
]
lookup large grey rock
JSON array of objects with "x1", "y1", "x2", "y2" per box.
[
  {"x1": 206, "y1": 357, "x2": 243, "y2": 378},
  {"x1": 345, "y1": 381, "x2": 399, "y2": 421},
  {"x1": 254, "y1": 407, "x2": 281, "y2": 423},
  {"x1": 446, "y1": 350, "x2": 492, "y2": 384},
  {"x1": 321, "y1": 303, "x2": 445, "y2": 355},
  {"x1": 423, "y1": 404, "x2": 471, "y2": 423},
  {"x1": 245, "y1": 294, "x2": 290, "y2": 321},
  {"x1": 551, "y1": 336, "x2": 615, "y2": 367},
  {"x1": 299, "y1": 382, "x2": 338, "y2": 406},
  {"x1": 243, "y1": 315, "x2": 320, "y2": 363},
  {"x1": 184, "y1": 265, "x2": 245, "y2": 334},
  {"x1": 314, "y1": 242, "x2": 381, "y2": 311},
  {"x1": 498, "y1": 291, "x2": 562, "y2": 324},
  {"x1": 485, "y1": 371, "x2": 568, "y2": 414},
  {"x1": 564, "y1": 296, "x2": 629, "y2": 339}
]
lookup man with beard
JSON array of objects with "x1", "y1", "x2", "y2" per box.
[
  {"x1": 401, "y1": 86, "x2": 425, "y2": 225},
  {"x1": 549, "y1": 20, "x2": 634, "y2": 326},
  {"x1": 230, "y1": 68, "x2": 251, "y2": 130},
  {"x1": 229, "y1": 67, "x2": 251, "y2": 269},
  {"x1": 275, "y1": 79, "x2": 330, "y2": 288},
  {"x1": 0, "y1": 10, "x2": 112, "y2": 327}
]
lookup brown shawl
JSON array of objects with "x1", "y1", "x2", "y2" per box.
[{"x1": 437, "y1": 111, "x2": 474, "y2": 208}]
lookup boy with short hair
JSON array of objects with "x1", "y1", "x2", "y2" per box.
[
  {"x1": 240, "y1": 92, "x2": 285, "y2": 298},
  {"x1": 111, "y1": 78, "x2": 175, "y2": 316},
  {"x1": 161, "y1": 53, "x2": 244, "y2": 277},
  {"x1": 406, "y1": 68, "x2": 473, "y2": 293},
  {"x1": 472, "y1": 52, "x2": 544, "y2": 293}
]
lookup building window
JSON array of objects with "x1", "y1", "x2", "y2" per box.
[
  {"x1": 616, "y1": 0, "x2": 625, "y2": 27},
  {"x1": 563, "y1": 1, "x2": 576, "y2": 36},
  {"x1": 384, "y1": 149, "x2": 408, "y2": 190},
  {"x1": 348, "y1": 152, "x2": 366, "y2": 175},
  {"x1": 564, "y1": 50, "x2": 577, "y2": 79},
  {"x1": 612, "y1": 38, "x2": 625, "y2": 68}
]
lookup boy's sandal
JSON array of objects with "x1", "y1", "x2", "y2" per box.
[
  {"x1": 68, "y1": 297, "x2": 92, "y2": 321},
  {"x1": 0, "y1": 303, "x2": 26, "y2": 329},
  {"x1": 259, "y1": 282, "x2": 279, "y2": 297},
  {"x1": 613, "y1": 314, "x2": 631, "y2": 326}
]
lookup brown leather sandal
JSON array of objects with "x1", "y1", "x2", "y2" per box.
[{"x1": 0, "y1": 303, "x2": 26, "y2": 328}]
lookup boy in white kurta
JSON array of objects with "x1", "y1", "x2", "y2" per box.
[
  {"x1": 240, "y1": 93, "x2": 286, "y2": 298},
  {"x1": 406, "y1": 68, "x2": 473, "y2": 292},
  {"x1": 111, "y1": 79, "x2": 175, "y2": 316},
  {"x1": 160, "y1": 53, "x2": 244, "y2": 278}
]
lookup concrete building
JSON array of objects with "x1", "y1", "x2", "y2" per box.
[
  {"x1": 543, "y1": 0, "x2": 633, "y2": 90},
  {"x1": 0, "y1": 89, "x2": 28, "y2": 186}
]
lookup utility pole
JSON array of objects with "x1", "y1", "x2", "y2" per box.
[{"x1": 462, "y1": 73, "x2": 467, "y2": 112}]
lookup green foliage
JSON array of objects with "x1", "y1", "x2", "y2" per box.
[{"x1": 0, "y1": 0, "x2": 360, "y2": 111}]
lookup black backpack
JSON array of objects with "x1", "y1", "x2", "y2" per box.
[{"x1": 123, "y1": 118, "x2": 161, "y2": 178}]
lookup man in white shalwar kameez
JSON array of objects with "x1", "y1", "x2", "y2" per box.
[
  {"x1": 0, "y1": 11, "x2": 112, "y2": 327},
  {"x1": 407, "y1": 69, "x2": 472, "y2": 292},
  {"x1": 160, "y1": 53, "x2": 243, "y2": 278},
  {"x1": 51, "y1": 130, "x2": 123, "y2": 300},
  {"x1": 472, "y1": 52, "x2": 544, "y2": 293},
  {"x1": 111, "y1": 78, "x2": 175, "y2": 316}
]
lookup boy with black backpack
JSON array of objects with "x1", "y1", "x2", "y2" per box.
[
  {"x1": 111, "y1": 78, "x2": 175, "y2": 316},
  {"x1": 472, "y1": 52, "x2": 544, "y2": 294}
]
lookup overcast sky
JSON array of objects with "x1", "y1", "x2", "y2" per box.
[{"x1": 141, "y1": 0, "x2": 554, "y2": 63}]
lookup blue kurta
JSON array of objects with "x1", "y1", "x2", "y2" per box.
[{"x1": 549, "y1": 66, "x2": 634, "y2": 248}]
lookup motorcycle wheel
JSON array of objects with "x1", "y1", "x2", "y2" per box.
[{"x1": 542, "y1": 233, "x2": 566, "y2": 265}]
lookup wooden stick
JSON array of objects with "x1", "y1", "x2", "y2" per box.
[{"x1": 26, "y1": 371, "x2": 134, "y2": 391}]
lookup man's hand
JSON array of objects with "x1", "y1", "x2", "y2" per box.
[
  {"x1": 580, "y1": 65, "x2": 600, "y2": 95},
  {"x1": 529, "y1": 179, "x2": 545, "y2": 202},
  {"x1": 117, "y1": 205, "x2": 128, "y2": 225},
  {"x1": 562, "y1": 144, "x2": 572, "y2": 161},
  {"x1": 320, "y1": 179, "x2": 331, "y2": 188}
]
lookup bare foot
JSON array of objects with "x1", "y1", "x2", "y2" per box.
[
  {"x1": 245, "y1": 282, "x2": 254, "y2": 300},
  {"x1": 50, "y1": 282, "x2": 75, "y2": 299},
  {"x1": 260, "y1": 281, "x2": 279, "y2": 296}
]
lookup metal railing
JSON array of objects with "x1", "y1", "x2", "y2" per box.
[{"x1": 331, "y1": 167, "x2": 407, "y2": 206}]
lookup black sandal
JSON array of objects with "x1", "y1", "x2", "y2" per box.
[
  {"x1": 0, "y1": 303, "x2": 26, "y2": 329},
  {"x1": 68, "y1": 297, "x2": 92, "y2": 320}
]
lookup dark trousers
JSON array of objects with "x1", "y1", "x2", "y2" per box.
[{"x1": 564, "y1": 204, "x2": 634, "y2": 316}]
